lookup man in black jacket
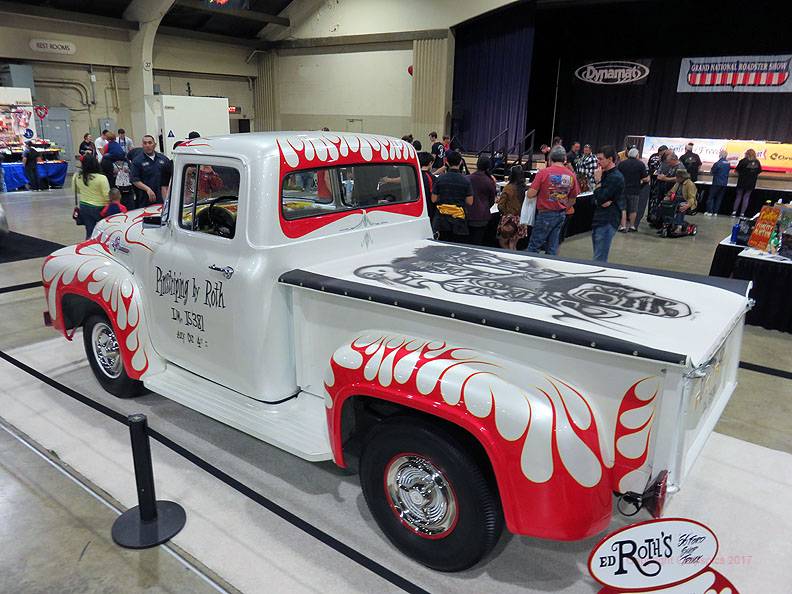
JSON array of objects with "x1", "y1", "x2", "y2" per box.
[
  {"x1": 591, "y1": 145, "x2": 625, "y2": 262},
  {"x1": 680, "y1": 142, "x2": 702, "y2": 182}
]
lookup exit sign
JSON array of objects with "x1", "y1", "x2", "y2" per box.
[{"x1": 228, "y1": 106, "x2": 242, "y2": 114}]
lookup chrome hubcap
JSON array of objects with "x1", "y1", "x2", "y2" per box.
[
  {"x1": 385, "y1": 455, "x2": 457, "y2": 537},
  {"x1": 91, "y1": 322, "x2": 122, "y2": 379}
]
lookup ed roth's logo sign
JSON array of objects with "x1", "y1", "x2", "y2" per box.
[
  {"x1": 576, "y1": 61, "x2": 650, "y2": 85},
  {"x1": 588, "y1": 518, "x2": 739, "y2": 593}
]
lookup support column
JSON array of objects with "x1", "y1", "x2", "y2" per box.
[
  {"x1": 124, "y1": 0, "x2": 175, "y2": 141},
  {"x1": 411, "y1": 34, "x2": 455, "y2": 140},
  {"x1": 254, "y1": 51, "x2": 279, "y2": 132}
]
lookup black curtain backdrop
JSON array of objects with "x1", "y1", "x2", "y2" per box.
[
  {"x1": 452, "y1": 2, "x2": 534, "y2": 153},
  {"x1": 526, "y1": 0, "x2": 792, "y2": 151},
  {"x1": 555, "y1": 56, "x2": 792, "y2": 151}
]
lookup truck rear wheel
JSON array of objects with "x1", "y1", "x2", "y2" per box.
[
  {"x1": 83, "y1": 314, "x2": 143, "y2": 398},
  {"x1": 360, "y1": 418, "x2": 503, "y2": 571}
]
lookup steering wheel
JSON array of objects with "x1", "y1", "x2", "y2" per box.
[{"x1": 200, "y1": 195, "x2": 237, "y2": 238}]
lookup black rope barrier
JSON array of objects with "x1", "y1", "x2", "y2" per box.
[
  {"x1": 0, "y1": 349, "x2": 430, "y2": 594},
  {"x1": 0, "y1": 280, "x2": 44, "y2": 294}
]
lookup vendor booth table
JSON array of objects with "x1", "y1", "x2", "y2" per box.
[
  {"x1": 710, "y1": 237, "x2": 792, "y2": 333},
  {"x1": 1, "y1": 161, "x2": 68, "y2": 191}
]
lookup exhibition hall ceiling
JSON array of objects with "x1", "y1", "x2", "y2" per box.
[{"x1": 5, "y1": 0, "x2": 294, "y2": 41}]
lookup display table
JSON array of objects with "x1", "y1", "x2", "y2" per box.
[
  {"x1": 733, "y1": 248, "x2": 792, "y2": 333},
  {"x1": 708, "y1": 236, "x2": 743, "y2": 277},
  {"x1": 1, "y1": 161, "x2": 68, "y2": 191},
  {"x1": 563, "y1": 190, "x2": 595, "y2": 240},
  {"x1": 695, "y1": 180, "x2": 792, "y2": 217}
]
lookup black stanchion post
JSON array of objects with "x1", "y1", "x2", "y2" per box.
[{"x1": 112, "y1": 414, "x2": 186, "y2": 549}]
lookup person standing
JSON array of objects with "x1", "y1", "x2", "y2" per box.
[
  {"x1": 466, "y1": 156, "x2": 496, "y2": 245},
  {"x1": 418, "y1": 152, "x2": 437, "y2": 226},
  {"x1": 526, "y1": 146, "x2": 580, "y2": 255},
  {"x1": 430, "y1": 150, "x2": 473, "y2": 243},
  {"x1": 575, "y1": 144, "x2": 598, "y2": 191},
  {"x1": 655, "y1": 152, "x2": 685, "y2": 202},
  {"x1": 130, "y1": 134, "x2": 171, "y2": 207},
  {"x1": 429, "y1": 131, "x2": 445, "y2": 171},
  {"x1": 79, "y1": 133, "x2": 94, "y2": 156},
  {"x1": 591, "y1": 146, "x2": 625, "y2": 262},
  {"x1": 73, "y1": 154, "x2": 110, "y2": 238},
  {"x1": 617, "y1": 148, "x2": 649, "y2": 232},
  {"x1": 706, "y1": 150, "x2": 730, "y2": 216},
  {"x1": 496, "y1": 165, "x2": 529, "y2": 250},
  {"x1": 117, "y1": 129, "x2": 133, "y2": 154},
  {"x1": 22, "y1": 140, "x2": 41, "y2": 191},
  {"x1": 566, "y1": 141, "x2": 581, "y2": 172},
  {"x1": 680, "y1": 142, "x2": 702, "y2": 182},
  {"x1": 94, "y1": 130, "x2": 109, "y2": 161},
  {"x1": 647, "y1": 144, "x2": 668, "y2": 193},
  {"x1": 733, "y1": 149, "x2": 762, "y2": 217}
]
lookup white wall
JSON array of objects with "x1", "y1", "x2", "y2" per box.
[
  {"x1": 266, "y1": 0, "x2": 517, "y2": 40},
  {"x1": 277, "y1": 50, "x2": 412, "y2": 136}
]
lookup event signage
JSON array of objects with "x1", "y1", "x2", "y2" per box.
[
  {"x1": 641, "y1": 135, "x2": 792, "y2": 173},
  {"x1": 29, "y1": 39, "x2": 77, "y2": 56},
  {"x1": 588, "y1": 518, "x2": 739, "y2": 593},
  {"x1": 575, "y1": 61, "x2": 650, "y2": 85},
  {"x1": 748, "y1": 206, "x2": 782, "y2": 250},
  {"x1": 678, "y1": 55, "x2": 792, "y2": 93}
]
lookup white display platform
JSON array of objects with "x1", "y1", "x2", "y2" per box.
[{"x1": 1, "y1": 336, "x2": 791, "y2": 593}]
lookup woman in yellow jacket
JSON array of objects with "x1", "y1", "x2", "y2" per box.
[
  {"x1": 667, "y1": 168, "x2": 697, "y2": 235},
  {"x1": 73, "y1": 154, "x2": 109, "y2": 239}
]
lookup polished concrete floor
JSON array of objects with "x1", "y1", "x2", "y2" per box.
[
  {"x1": 0, "y1": 422, "x2": 229, "y2": 594},
  {"x1": 1, "y1": 185, "x2": 791, "y2": 592}
]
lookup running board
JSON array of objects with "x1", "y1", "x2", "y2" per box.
[{"x1": 144, "y1": 365, "x2": 332, "y2": 461}]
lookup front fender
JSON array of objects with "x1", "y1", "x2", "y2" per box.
[
  {"x1": 41, "y1": 239, "x2": 164, "y2": 380},
  {"x1": 324, "y1": 333, "x2": 658, "y2": 540}
]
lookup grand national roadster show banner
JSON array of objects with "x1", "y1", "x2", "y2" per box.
[{"x1": 678, "y1": 54, "x2": 792, "y2": 92}]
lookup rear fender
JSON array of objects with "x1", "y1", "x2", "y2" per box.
[
  {"x1": 41, "y1": 240, "x2": 164, "y2": 380},
  {"x1": 324, "y1": 333, "x2": 659, "y2": 540}
]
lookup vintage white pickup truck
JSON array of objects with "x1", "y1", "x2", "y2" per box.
[{"x1": 42, "y1": 132, "x2": 751, "y2": 571}]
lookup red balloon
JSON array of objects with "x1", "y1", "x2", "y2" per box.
[{"x1": 408, "y1": 65, "x2": 413, "y2": 76}]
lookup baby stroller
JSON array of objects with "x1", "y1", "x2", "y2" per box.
[{"x1": 656, "y1": 199, "x2": 697, "y2": 238}]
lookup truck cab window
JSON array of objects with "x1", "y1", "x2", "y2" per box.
[
  {"x1": 281, "y1": 163, "x2": 417, "y2": 220},
  {"x1": 180, "y1": 164, "x2": 241, "y2": 239}
]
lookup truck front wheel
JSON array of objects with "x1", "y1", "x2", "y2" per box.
[
  {"x1": 83, "y1": 314, "x2": 143, "y2": 398},
  {"x1": 360, "y1": 418, "x2": 503, "y2": 571}
]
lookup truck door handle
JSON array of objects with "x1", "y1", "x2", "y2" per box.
[{"x1": 209, "y1": 265, "x2": 234, "y2": 279}]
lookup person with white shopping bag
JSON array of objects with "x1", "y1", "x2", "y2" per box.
[{"x1": 496, "y1": 165, "x2": 532, "y2": 250}]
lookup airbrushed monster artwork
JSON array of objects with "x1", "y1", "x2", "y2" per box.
[
  {"x1": 355, "y1": 246, "x2": 693, "y2": 325},
  {"x1": 41, "y1": 132, "x2": 750, "y2": 571}
]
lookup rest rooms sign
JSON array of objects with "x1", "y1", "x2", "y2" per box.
[
  {"x1": 29, "y1": 39, "x2": 76, "y2": 55},
  {"x1": 678, "y1": 55, "x2": 792, "y2": 93}
]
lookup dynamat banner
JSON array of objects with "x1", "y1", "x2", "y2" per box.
[
  {"x1": 678, "y1": 55, "x2": 792, "y2": 93},
  {"x1": 641, "y1": 136, "x2": 792, "y2": 173}
]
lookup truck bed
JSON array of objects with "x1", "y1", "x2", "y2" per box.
[{"x1": 279, "y1": 240, "x2": 750, "y2": 367}]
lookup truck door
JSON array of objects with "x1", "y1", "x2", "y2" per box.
[{"x1": 146, "y1": 156, "x2": 249, "y2": 392}]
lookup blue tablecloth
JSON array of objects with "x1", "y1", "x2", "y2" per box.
[{"x1": 2, "y1": 162, "x2": 69, "y2": 191}]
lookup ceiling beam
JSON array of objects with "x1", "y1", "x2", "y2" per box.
[
  {"x1": 0, "y1": 0, "x2": 139, "y2": 30},
  {"x1": 270, "y1": 29, "x2": 448, "y2": 50},
  {"x1": 173, "y1": 0, "x2": 289, "y2": 26},
  {"x1": 158, "y1": 26, "x2": 263, "y2": 47}
]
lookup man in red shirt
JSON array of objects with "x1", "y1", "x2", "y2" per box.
[{"x1": 526, "y1": 146, "x2": 580, "y2": 255}]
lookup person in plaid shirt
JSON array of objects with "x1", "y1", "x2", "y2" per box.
[{"x1": 575, "y1": 144, "x2": 598, "y2": 191}]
